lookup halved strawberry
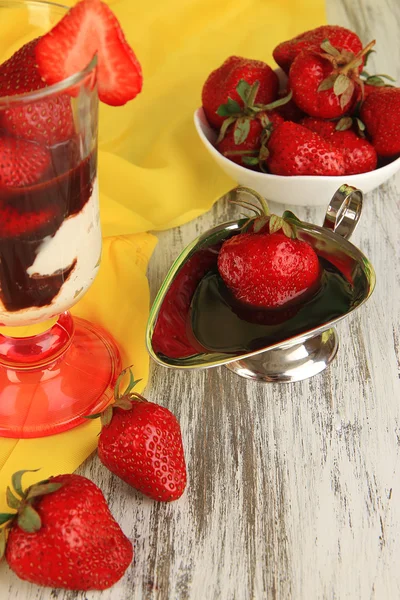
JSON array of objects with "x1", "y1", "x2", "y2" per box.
[
  {"x1": 0, "y1": 38, "x2": 75, "y2": 145},
  {"x1": 0, "y1": 137, "x2": 50, "y2": 188},
  {"x1": 35, "y1": 0, "x2": 143, "y2": 107}
]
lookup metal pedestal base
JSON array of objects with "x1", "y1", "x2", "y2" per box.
[{"x1": 225, "y1": 328, "x2": 339, "y2": 383}]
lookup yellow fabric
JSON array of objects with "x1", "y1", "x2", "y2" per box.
[{"x1": 0, "y1": 0, "x2": 325, "y2": 508}]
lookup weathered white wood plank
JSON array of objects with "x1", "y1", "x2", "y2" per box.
[{"x1": 1, "y1": 1, "x2": 400, "y2": 598}]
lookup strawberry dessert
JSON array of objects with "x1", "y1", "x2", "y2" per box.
[{"x1": 0, "y1": 0, "x2": 142, "y2": 327}]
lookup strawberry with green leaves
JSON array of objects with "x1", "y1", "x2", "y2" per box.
[
  {"x1": 217, "y1": 192, "x2": 321, "y2": 309},
  {"x1": 214, "y1": 79, "x2": 289, "y2": 169},
  {"x1": 289, "y1": 39, "x2": 375, "y2": 119},
  {"x1": 90, "y1": 369, "x2": 187, "y2": 502},
  {"x1": 202, "y1": 56, "x2": 279, "y2": 130},
  {"x1": 1, "y1": 470, "x2": 133, "y2": 590},
  {"x1": 273, "y1": 25, "x2": 363, "y2": 74},
  {"x1": 265, "y1": 121, "x2": 345, "y2": 176}
]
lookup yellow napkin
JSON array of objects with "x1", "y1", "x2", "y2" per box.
[{"x1": 0, "y1": 0, "x2": 325, "y2": 507}]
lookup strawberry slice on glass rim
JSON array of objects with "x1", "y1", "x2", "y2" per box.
[{"x1": 35, "y1": 0, "x2": 143, "y2": 106}]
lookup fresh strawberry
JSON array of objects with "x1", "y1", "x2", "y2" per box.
[
  {"x1": 300, "y1": 116, "x2": 377, "y2": 174},
  {"x1": 265, "y1": 121, "x2": 345, "y2": 176},
  {"x1": 0, "y1": 137, "x2": 50, "y2": 188},
  {"x1": 1, "y1": 471, "x2": 133, "y2": 590},
  {"x1": 217, "y1": 112, "x2": 284, "y2": 168},
  {"x1": 202, "y1": 56, "x2": 279, "y2": 130},
  {"x1": 93, "y1": 369, "x2": 187, "y2": 502},
  {"x1": 360, "y1": 87, "x2": 400, "y2": 157},
  {"x1": 288, "y1": 38, "x2": 375, "y2": 119},
  {"x1": 217, "y1": 199, "x2": 320, "y2": 309},
  {"x1": 0, "y1": 39, "x2": 75, "y2": 145},
  {"x1": 273, "y1": 25, "x2": 363, "y2": 74},
  {"x1": 35, "y1": 0, "x2": 143, "y2": 107}
]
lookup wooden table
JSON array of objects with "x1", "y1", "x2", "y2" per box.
[{"x1": 2, "y1": 0, "x2": 400, "y2": 597}]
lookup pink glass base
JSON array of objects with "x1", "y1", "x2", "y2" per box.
[{"x1": 0, "y1": 315, "x2": 121, "y2": 438}]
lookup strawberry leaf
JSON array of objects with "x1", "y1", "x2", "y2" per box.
[
  {"x1": 282, "y1": 221, "x2": 295, "y2": 238},
  {"x1": 100, "y1": 406, "x2": 113, "y2": 428},
  {"x1": 11, "y1": 469, "x2": 39, "y2": 499},
  {"x1": 17, "y1": 505, "x2": 41, "y2": 533},
  {"x1": 216, "y1": 116, "x2": 236, "y2": 144},
  {"x1": 320, "y1": 39, "x2": 341, "y2": 56},
  {"x1": 257, "y1": 89, "x2": 293, "y2": 111},
  {"x1": 335, "y1": 116, "x2": 353, "y2": 131},
  {"x1": 26, "y1": 482, "x2": 63, "y2": 500},
  {"x1": 269, "y1": 215, "x2": 284, "y2": 234},
  {"x1": 115, "y1": 397, "x2": 133, "y2": 410},
  {"x1": 372, "y1": 73, "x2": 396, "y2": 82},
  {"x1": 363, "y1": 49, "x2": 375, "y2": 66},
  {"x1": 242, "y1": 156, "x2": 260, "y2": 166},
  {"x1": 6, "y1": 487, "x2": 20, "y2": 510},
  {"x1": 234, "y1": 117, "x2": 251, "y2": 145},
  {"x1": 339, "y1": 79, "x2": 355, "y2": 109},
  {"x1": 282, "y1": 210, "x2": 302, "y2": 224},
  {"x1": 318, "y1": 74, "x2": 338, "y2": 92},
  {"x1": 355, "y1": 117, "x2": 365, "y2": 131},
  {"x1": 236, "y1": 79, "x2": 252, "y2": 103},
  {"x1": 258, "y1": 112, "x2": 271, "y2": 129},
  {"x1": 0, "y1": 513, "x2": 14, "y2": 526},
  {"x1": 216, "y1": 98, "x2": 242, "y2": 117},
  {"x1": 253, "y1": 216, "x2": 269, "y2": 233},
  {"x1": 333, "y1": 73, "x2": 351, "y2": 96}
]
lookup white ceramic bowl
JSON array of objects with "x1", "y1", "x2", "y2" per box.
[{"x1": 194, "y1": 106, "x2": 400, "y2": 207}]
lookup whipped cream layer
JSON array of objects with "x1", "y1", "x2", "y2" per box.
[{"x1": 0, "y1": 179, "x2": 101, "y2": 327}]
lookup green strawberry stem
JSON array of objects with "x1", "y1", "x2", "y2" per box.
[
  {"x1": 341, "y1": 39, "x2": 376, "y2": 76},
  {"x1": 230, "y1": 187, "x2": 300, "y2": 238},
  {"x1": 86, "y1": 367, "x2": 146, "y2": 427}
]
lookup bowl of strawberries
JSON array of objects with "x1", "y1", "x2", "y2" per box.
[{"x1": 194, "y1": 25, "x2": 400, "y2": 206}]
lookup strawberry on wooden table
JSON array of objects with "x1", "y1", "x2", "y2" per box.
[
  {"x1": 0, "y1": 470, "x2": 133, "y2": 590},
  {"x1": 217, "y1": 194, "x2": 321, "y2": 309},
  {"x1": 360, "y1": 87, "x2": 400, "y2": 157},
  {"x1": 265, "y1": 121, "x2": 345, "y2": 176},
  {"x1": 91, "y1": 368, "x2": 187, "y2": 502},
  {"x1": 35, "y1": 0, "x2": 143, "y2": 106},
  {"x1": 202, "y1": 56, "x2": 279, "y2": 130},
  {"x1": 0, "y1": 38, "x2": 74, "y2": 145},
  {"x1": 273, "y1": 24, "x2": 363, "y2": 74}
]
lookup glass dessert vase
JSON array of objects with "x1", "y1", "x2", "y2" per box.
[{"x1": 0, "y1": 0, "x2": 121, "y2": 438}]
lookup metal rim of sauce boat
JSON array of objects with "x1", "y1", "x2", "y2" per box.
[{"x1": 146, "y1": 185, "x2": 376, "y2": 383}]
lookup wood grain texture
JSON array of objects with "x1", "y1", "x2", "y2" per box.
[{"x1": 1, "y1": 0, "x2": 400, "y2": 598}]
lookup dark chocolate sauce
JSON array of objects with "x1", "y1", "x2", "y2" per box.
[
  {"x1": 190, "y1": 258, "x2": 354, "y2": 354},
  {"x1": 153, "y1": 250, "x2": 363, "y2": 362},
  {"x1": 0, "y1": 139, "x2": 96, "y2": 312}
]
